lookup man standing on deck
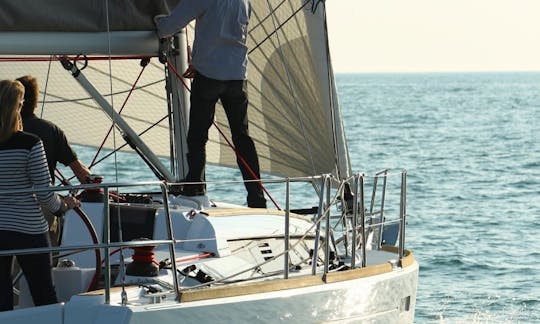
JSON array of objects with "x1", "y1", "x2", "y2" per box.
[
  {"x1": 17, "y1": 75, "x2": 91, "y2": 244},
  {"x1": 154, "y1": 0, "x2": 267, "y2": 208}
]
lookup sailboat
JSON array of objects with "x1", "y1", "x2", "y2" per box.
[{"x1": 0, "y1": 1, "x2": 418, "y2": 323}]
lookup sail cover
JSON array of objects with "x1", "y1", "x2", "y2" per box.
[{"x1": 0, "y1": 0, "x2": 350, "y2": 179}]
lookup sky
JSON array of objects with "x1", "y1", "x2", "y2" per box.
[{"x1": 325, "y1": 0, "x2": 540, "y2": 73}]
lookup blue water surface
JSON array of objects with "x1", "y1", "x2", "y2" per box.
[{"x1": 337, "y1": 72, "x2": 540, "y2": 323}]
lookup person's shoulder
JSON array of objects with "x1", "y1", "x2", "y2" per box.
[
  {"x1": 23, "y1": 116, "x2": 64, "y2": 135},
  {"x1": 18, "y1": 131, "x2": 41, "y2": 144},
  {"x1": 24, "y1": 116, "x2": 58, "y2": 129},
  {"x1": 2, "y1": 131, "x2": 41, "y2": 150}
]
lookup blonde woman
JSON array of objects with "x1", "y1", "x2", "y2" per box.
[{"x1": 0, "y1": 79, "x2": 80, "y2": 311}]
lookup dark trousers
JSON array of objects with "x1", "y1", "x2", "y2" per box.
[
  {"x1": 0, "y1": 230, "x2": 57, "y2": 311},
  {"x1": 186, "y1": 72, "x2": 266, "y2": 208}
]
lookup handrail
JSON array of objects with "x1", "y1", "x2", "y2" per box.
[
  {"x1": 159, "y1": 182, "x2": 181, "y2": 301},
  {"x1": 103, "y1": 186, "x2": 111, "y2": 304},
  {"x1": 399, "y1": 170, "x2": 407, "y2": 261},
  {"x1": 0, "y1": 180, "x2": 165, "y2": 196},
  {"x1": 283, "y1": 178, "x2": 290, "y2": 279},
  {"x1": 323, "y1": 176, "x2": 332, "y2": 275},
  {"x1": 2, "y1": 172, "x2": 408, "y2": 305},
  {"x1": 311, "y1": 175, "x2": 327, "y2": 275},
  {"x1": 0, "y1": 239, "x2": 180, "y2": 257},
  {"x1": 350, "y1": 173, "x2": 359, "y2": 269}
]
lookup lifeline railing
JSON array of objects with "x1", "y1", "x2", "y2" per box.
[{"x1": 0, "y1": 170, "x2": 408, "y2": 305}]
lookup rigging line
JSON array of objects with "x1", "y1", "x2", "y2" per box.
[
  {"x1": 280, "y1": 1, "x2": 322, "y2": 101},
  {"x1": 166, "y1": 61, "x2": 191, "y2": 91},
  {"x1": 105, "y1": 0, "x2": 127, "y2": 305},
  {"x1": 180, "y1": 196, "x2": 337, "y2": 290},
  {"x1": 89, "y1": 61, "x2": 149, "y2": 168},
  {"x1": 211, "y1": 121, "x2": 281, "y2": 210},
  {"x1": 321, "y1": 3, "x2": 345, "y2": 179},
  {"x1": 39, "y1": 56, "x2": 54, "y2": 118},
  {"x1": 54, "y1": 167, "x2": 69, "y2": 188},
  {"x1": 85, "y1": 111, "x2": 352, "y2": 182},
  {"x1": 103, "y1": 0, "x2": 119, "y2": 186},
  {"x1": 164, "y1": 61, "x2": 176, "y2": 176},
  {"x1": 247, "y1": 7, "x2": 316, "y2": 107},
  {"x1": 84, "y1": 63, "x2": 162, "y2": 98},
  {"x1": 39, "y1": 59, "x2": 84, "y2": 189},
  {"x1": 242, "y1": 7, "x2": 323, "y2": 175},
  {"x1": 165, "y1": 58, "x2": 280, "y2": 209},
  {"x1": 246, "y1": 5, "x2": 324, "y2": 151},
  {"x1": 250, "y1": 0, "x2": 286, "y2": 31},
  {"x1": 249, "y1": 0, "x2": 310, "y2": 55},
  {"x1": 89, "y1": 115, "x2": 169, "y2": 171},
  {"x1": 311, "y1": 0, "x2": 325, "y2": 14},
  {"x1": 265, "y1": 0, "x2": 318, "y2": 177},
  {"x1": 44, "y1": 79, "x2": 164, "y2": 104}
]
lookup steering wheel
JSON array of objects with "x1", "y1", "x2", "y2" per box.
[{"x1": 11, "y1": 205, "x2": 102, "y2": 307}]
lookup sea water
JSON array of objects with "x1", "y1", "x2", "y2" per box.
[
  {"x1": 68, "y1": 72, "x2": 540, "y2": 323},
  {"x1": 337, "y1": 72, "x2": 540, "y2": 323}
]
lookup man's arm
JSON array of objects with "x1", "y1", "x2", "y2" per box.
[
  {"x1": 155, "y1": 0, "x2": 209, "y2": 38},
  {"x1": 69, "y1": 159, "x2": 91, "y2": 184}
]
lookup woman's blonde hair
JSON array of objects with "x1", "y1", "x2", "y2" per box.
[{"x1": 0, "y1": 80, "x2": 25, "y2": 143}]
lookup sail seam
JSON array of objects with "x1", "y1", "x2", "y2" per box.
[
  {"x1": 264, "y1": 0, "x2": 318, "y2": 176},
  {"x1": 249, "y1": 1, "x2": 311, "y2": 55}
]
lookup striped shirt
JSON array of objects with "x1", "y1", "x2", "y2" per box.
[{"x1": 0, "y1": 131, "x2": 62, "y2": 234}]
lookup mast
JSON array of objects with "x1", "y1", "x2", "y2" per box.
[{"x1": 164, "y1": 32, "x2": 191, "y2": 182}]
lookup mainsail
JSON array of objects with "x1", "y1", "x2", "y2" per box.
[{"x1": 0, "y1": 0, "x2": 350, "y2": 180}]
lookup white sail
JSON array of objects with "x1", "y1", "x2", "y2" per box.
[{"x1": 0, "y1": 0, "x2": 350, "y2": 179}]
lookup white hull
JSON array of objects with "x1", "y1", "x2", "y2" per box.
[
  {"x1": 102, "y1": 264, "x2": 417, "y2": 323},
  {"x1": 4, "y1": 255, "x2": 418, "y2": 324}
]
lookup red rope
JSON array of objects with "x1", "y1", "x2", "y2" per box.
[
  {"x1": 166, "y1": 61, "x2": 191, "y2": 91},
  {"x1": 108, "y1": 192, "x2": 127, "y2": 203},
  {"x1": 44, "y1": 52, "x2": 279, "y2": 209},
  {"x1": 212, "y1": 122, "x2": 281, "y2": 209},
  {"x1": 105, "y1": 248, "x2": 212, "y2": 266},
  {"x1": 54, "y1": 168, "x2": 69, "y2": 187},
  {"x1": 89, "y1": 62, "x2": 148, "y2": 169},
  {"x1": 101, "y1": 247, "x2": 158, "y2": 266},
  {"x1": 176, "y1": 252, "x2": 212, "y2": 263},
  {"x1": 0, "y1": 55, "x2": 154, "y2": 62},
  {"x1": 131, "y1": 246, "x2": 159, "y2": 266}
]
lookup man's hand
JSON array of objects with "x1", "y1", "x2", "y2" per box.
[
  {"x1": 63, "y1": 196, "x2": 81, "y2": 210},
  {"x1": 153, "y1": 14, "x2": 167, "y2": 26},
  {"x1": 182, "y1": 65, "x2": 196, "y2": 78}
]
